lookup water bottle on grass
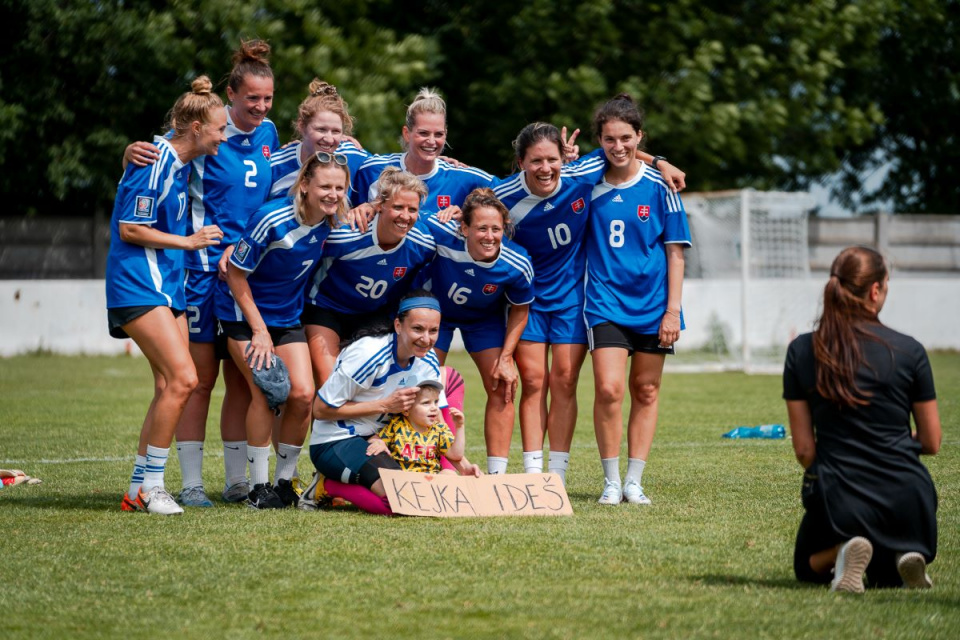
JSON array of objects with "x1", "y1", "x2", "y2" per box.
[{"x1": 722, "y1": 424, "x2": 786, "y2": 439}]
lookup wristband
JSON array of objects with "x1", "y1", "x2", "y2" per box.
[
  {"x1": 665, "y1": 309, "x2": 680, "y2": 318},
  {"x1": 652, "y1": 156, "x2": 667, "y2": 170}
]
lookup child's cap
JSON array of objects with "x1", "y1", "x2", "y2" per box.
[{"x1": 407, "y1": 375, "x2": 443, "y2": 393}]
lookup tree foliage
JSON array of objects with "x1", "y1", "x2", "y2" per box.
[{"x1": 0, "y1": 0, "x2": 956, "y2": 217}]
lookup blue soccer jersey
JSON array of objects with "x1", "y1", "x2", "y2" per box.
[
  {"x1": 311, "y1": 333, "x2": 444, "y2": 444},
  {"x1": 420, "y1": 217, "x2": 535, "y2": 324},
  {"x1": 352, "y1": 153, "x2": 494, "y2": 215},
  {"x1": 216, "y1": 197, "x2": 331, "y2": 327},
  {"x1": 268, "y1": 139, "x2": 370, "y2": 205},
  {"x1": 585, "y1": 164, "x2": 692, "y2": 334},
  {"x1": 306, "y1": 217, "x2": 437, "y2": 314},
  {"x1": 106, "y1": 136, "x2": 190, "y2": 310},
  {"x1": 494, "y1": 149, "x2": 605, "y2": 312},
  {"x1": 186, "y1": 107, "x2": 279, "y2": 272}
]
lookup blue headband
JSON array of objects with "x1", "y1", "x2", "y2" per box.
[{"x1": 398, "y1": 297, "x2": 441, "y2": 314}]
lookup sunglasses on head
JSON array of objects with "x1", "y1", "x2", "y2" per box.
[{"x1": 315, "y1": 152, "x2": 348, "y2": 166}]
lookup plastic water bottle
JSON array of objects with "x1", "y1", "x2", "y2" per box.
[{"x1": 722, "y1": 424, "x2": 786, "y2": 439}]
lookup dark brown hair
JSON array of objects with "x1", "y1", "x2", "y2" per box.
[
  {"x1": 592, "y1": 92, "x2": 645, "y2": 145},
  {"x1": 512, "y1": 122, "x2": 563, "y2": 162},
  {"x1": 813, "y1": 245, "x2": 889, "y2": 407},
  {"x1": 228, "y1": 39, "x2": 273, "y2": 91},
  {"x1": 461, "y1": 187, "x2": 511, "y2": 237}
]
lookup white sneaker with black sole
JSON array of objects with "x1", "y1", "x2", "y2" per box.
[{"x1": 830, "y1": 536, "x2": 873, "y2": 593}]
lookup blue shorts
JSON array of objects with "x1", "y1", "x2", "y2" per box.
[
  {"x1": 436, "y1": 316, "x2": 505, "y2": 353},
  {"x1": 309, "y1": 436, "x2": 400, "y2": 488},
  {"x1": 184, "y1": 269, "x2": 218, "y2": 343},
  {"x1": 521, "y1": 305, "x2": 588, "y2": 345}
]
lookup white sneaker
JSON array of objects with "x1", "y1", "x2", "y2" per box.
[
  {"x1": 622, "y1": 478, "x2": 652, "y2": 505},
  {"x1": 137, "y1": 486, "x2": 184, "y2": 516},
  {"x1": 830, "y1": 537, "x2": 872, "y2": 593},
  {"x1": 896, "y1": 552, "x2": 933, "y2": 589},
  {"x1": 598, "y1": 479, "x2": 623, "y2": 505}
]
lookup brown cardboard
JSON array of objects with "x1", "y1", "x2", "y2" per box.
[{"x1": 380, "y1": 469, "x2": 573, "y2": 517}]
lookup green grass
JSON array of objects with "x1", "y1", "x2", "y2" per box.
[{"x1": 1, "y1": 352, "x2": 958, "y2": 639}]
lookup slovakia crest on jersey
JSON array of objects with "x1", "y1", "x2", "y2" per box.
[
  {"x1": 482, "y1": 284, "x2": 498, "y2": 295},
  {"x1": 393, "y1": 267, "x2": 408, "y2": 280},
  {"x1": 235, "y1": 240, "x2": 251, "y2": 263},
  {"x1": 637, "y1": 205, "x2": 651, "y2": 222},
  {"x1": 437, "y1": 195, "x2": 451, "y2": 209},
  {"x1": 262, "y1": 146, "x2": 271, "y2": 160},
  {"x1": 571, "y1": 198, "x2": 586, "y2": 214}
]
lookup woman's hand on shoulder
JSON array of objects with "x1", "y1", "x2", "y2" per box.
[
  {"x1": 347, "y1": 203, "x2": 376, "y2": 232},
  {"x1": 657, "y1": 161, "x2": 686, "y2": 193},
  {"x1": 124, "y1": 141, "x2": 161, "y2": 168},
  {"x1": 437, "y1": 205, "x2": 462, "y2": 224}
]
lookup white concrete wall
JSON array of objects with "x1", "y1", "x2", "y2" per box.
[{"x1": 2, "y1": 279, "x2": 959, "y2": 357}]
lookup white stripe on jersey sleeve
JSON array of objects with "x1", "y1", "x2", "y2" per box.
[
  {"x1": 250, "y1": 204, "x2": 296, "y2": 242},
  {"x1": 269, "y1": 144, "x2": 300, "y2": 165},
  {"x1": 358, "y1": 153, "x2": 402, "y2": 170},
  {"x1": 499, "y1": 245, "x2": 535, "y2": 282}
]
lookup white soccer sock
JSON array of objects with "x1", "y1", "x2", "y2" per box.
[
  {"x1": 247, "y1": 444, "x2": 271, "y2": 487},
  {"x1": 127, "y1": 454, "x2": 147, "y2": 499},
  {"x1": 273, "y1": 442, "x2": 302, "y2": 483},
  {"x1": 223, "y1": 440, "x2": 248, "y2": 487},
  {"x1": 176, "y1": 440, "x2": 204, "y2": 490},
  {"x1": 487, "y1": 456, "x2": 509, "y2": 475},
  {"x1": 625, "y1": 458, "x2": 646, "y2": 485},
  {"x1": 601, "y1": 457, "x2": 620, "y2": 484},
  {"x1": 522, "y1": 450, "x2": 544, "y2": 473},
  {"x1": 141, "y1": 445, "x2": 169, "y2": 492},
  {"x1": 548, "y1": 451, "x2": 570, "y2": 484}
]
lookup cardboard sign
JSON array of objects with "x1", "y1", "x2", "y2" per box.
[{"x1": 380, "y1": 470, "x2": 573, "y2": 517}]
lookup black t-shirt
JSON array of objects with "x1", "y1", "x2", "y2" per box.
[{"x1": 783, "y1": 324, "x2": 937, "y2": 557}]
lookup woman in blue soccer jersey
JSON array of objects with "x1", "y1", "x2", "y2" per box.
[
  {"x1": 585, "y1": 94, "x2": 691, "y2": 506},
  {"x1": 125, "y1": 40, "x2": 282, "y2": 506},
  {"x1": 302, "y1": 167, "x2": 436, "y2": 386},
  {"x1": 420, "y1": 188, "x2": 533, "y2": 474},
  {"x1": 309, "y1": 290, "x2": 446, "y2": 515},
  {"x1": 352, "y1": 88, "x2": 495, "y2": 218},
  {"x1": 221, "y1": 152, "x2": 349, "y2": 509},
  {"x1": 108, "y1": 76, "x2": 226, "y2": 515},
  {"x1": 269, "y1": 79, "x2": 369, "y2": 205}
]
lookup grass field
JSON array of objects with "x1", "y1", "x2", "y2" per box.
[{"x1": 1, "y1": 351, "x2": 958, "y2": 639}]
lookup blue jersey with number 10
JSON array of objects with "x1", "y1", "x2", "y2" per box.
[
  {"x1": 494, "y1": 149, "x2": 605, "y2": 312},
  {"x1": 585, "y1": 164, "x2": 692, "y2": 334},
  {"x1": 186, "y1": 107, "x2": 279, "y2": 272},
  {"x1": 306, "y1": 217, "x2": 437, "y2": 315},
  {"x1": 217, "y1": 197, "x2": 331, "y2": 327},
  {"x1": 106, "y1": 136, "x2": 190, "y2": 310},
  {"x1": 419, "y1": 217, "x2": 534, "y2": 324}
]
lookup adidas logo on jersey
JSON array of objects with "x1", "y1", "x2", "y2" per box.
[
  {"x1": 612, "y1": 194, "x2": 624, "y2": 203},
  {"x1": 465, "y1": 268, "x2": 475, "y2": 276},
  {"x1": 378, "y1": 259, "x2": 388, "y2": 266},
  {"x1": 241, "y1": 139, "x2": 251, "y2": 146},
  {"x1": 543, "y1": 202, "x2": 554, "y2": 211},
  {"x1": 309, "y1": 236, "x2": 318, "y2": 244}
]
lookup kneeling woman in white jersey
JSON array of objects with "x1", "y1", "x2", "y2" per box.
[
  {"x1": 108, "y1": 77, "x2": 226, "y2": 515},
  {"x1": 420, "y1": 189, "x2": 534, "y2": 474},
  {"x1": 310, "y1": 291, "x2": 445, "y2": 515},
  {"x1": 221, "y1": 152, "x2": 349, "y2": 509},
  {"x1": 585, "y1": 94, "x2": 692, "y2": 506}
]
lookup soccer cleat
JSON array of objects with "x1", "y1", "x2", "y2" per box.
[
  {"x1": 137, "y1": 486, "x2": 185, "y2": 516},
  {"x1": 830, "y1": 537, "x2": 873, "y2": 593},
  {"x1": 121, "y1": 492, "x2": 144, "y2": 512},
  {"x1": 622, "y1": 478, "x2": 652, "y2": 505},
  {"x1": 597, "y1": 479, "x2": 623, "y2": 505},
  {"x1": 297, "y1": 471, "x2": 329, "y2": 512},
  {"x1": 273, "y1": 478, "x2": 301, "y2": 508},
  {"x1": 222, "y1": 481, "x2": 251, "y2": 504},
  {"x1": 178, "y1": 486, "x2": 214, "y2": 508},
  {"x1": 896, "y1": 552, "x2": 933, "y2": 589},
  {"x1": 246, "y1": 482, "x2": 285, "y2": 510}
]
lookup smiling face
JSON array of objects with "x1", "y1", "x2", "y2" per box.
[
  {"x1": 300, "y1": 163, "x2": 347, "y2": 222},
  {"x1": 402, "y1": 112, "x2": 446, "y2": 166},
  {"x1": 377, "y1": 189, "x2": 420, "y2": 246},
  {"x1": 226, "y1": 75, "x2": 274, "y2": 131},
  {"x1": 197, "y1": 108, "x2": 228, "y2": 156},
  {"x1": 301, "y1": 110, "x2": 344, "y2": 155},
  {"x1": 600, "y1": 119, "x2": 642, "y2": 172},
  {"x1": 395, "y1": 308, "x2": 441, "y2": 360},
  {"x1": 461, "y1": 206, "x2": 504, "y2": 262},
  {"x1": 519, "y1": 138, "x2": 563, "y2": 198},
  {"x1": 406, "y1": 386, "x2": 441, "y2": 429}
]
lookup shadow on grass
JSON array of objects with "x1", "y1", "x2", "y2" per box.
[{"x1": 1, "y1": 491, "x2": 134, "y2": 512}]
